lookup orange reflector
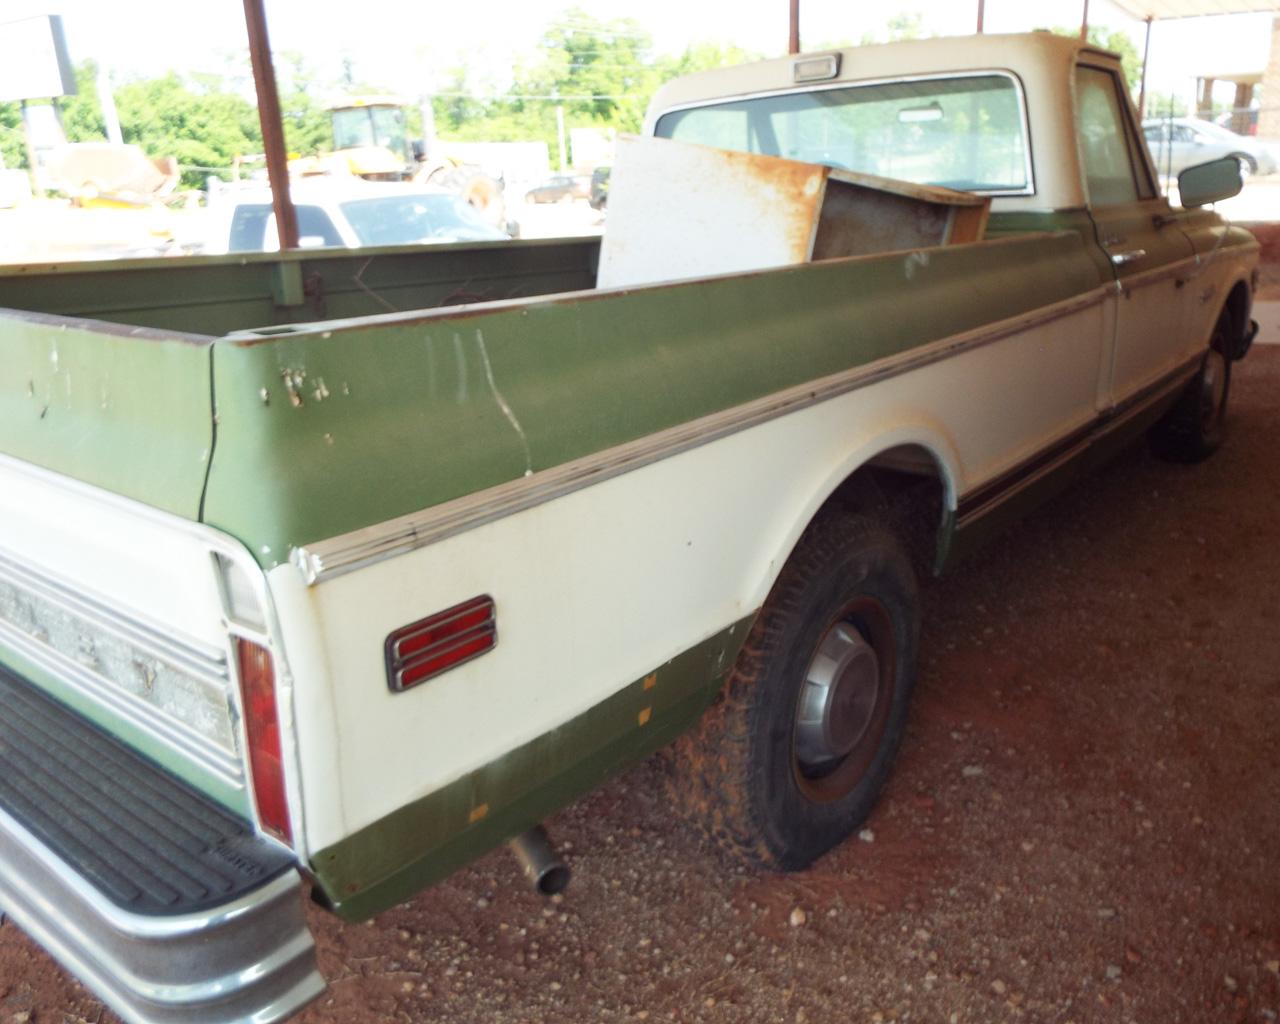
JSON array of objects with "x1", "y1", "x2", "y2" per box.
[
  {"x1": 386, "y1": 595, "x2": 497, "y2": 692},
  {"x1": 235, "y1": 639, "x2": 292, "y2": 843}
]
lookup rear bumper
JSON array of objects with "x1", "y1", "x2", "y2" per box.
[
  {"x1": 0, "y1": 812, "x2": 323, "y2": 1023},
  {"x1": 0, "y1": 664, "x2": 324, "y2": 1023}
]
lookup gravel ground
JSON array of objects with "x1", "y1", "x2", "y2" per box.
[{"x1": 3, "y1": 346, "x2": 1279, "y2": 1024}]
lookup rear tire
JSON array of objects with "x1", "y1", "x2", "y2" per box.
[
  {"x1": 1150, "y1": 312, "x2": 1232, "y2": 463},
  {"x1": 667, "y1": 511, "x2": 919, "y2": 871}
]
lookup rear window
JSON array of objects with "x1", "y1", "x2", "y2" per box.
[{"x1": 654, "y1": 73, "x2": 1031, "y2": 194}]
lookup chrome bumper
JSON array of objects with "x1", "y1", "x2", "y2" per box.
[{"x1": 0, "y1": 802, "x2": 323, "y2": 1023}]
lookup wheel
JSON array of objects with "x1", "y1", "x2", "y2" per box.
[
  {"x1": 1150, "y1": 312, "x2": 1231, "y2": 463},
  {"x1": 666, "y1": 511, "x2": 919, "y2": 871}
]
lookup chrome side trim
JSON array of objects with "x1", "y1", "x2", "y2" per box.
[
  {"x1": 294, "y1": 285, "x2": 1110, "y2": 584},
  {"x1": 955, "y1": 356, "x2": 1198, "y2": 529},
  {"x1": 0, "y1": 620, "x2": 242, "y2": 787},
  {"x1": 1117, "y1": 253, "x2": 1200, "y2": 291},
  {"x1": 0, "y1": 803, "x2": 323, "y2": 1023},
  {"x1": 0, "y1": 546, "x2": 226, "y2": 680},
  {"x1": 0, "y1": 453, "x2": 311, "y2": 861},
  {"x1": 0, "y1": 544, "x2": 242, "y2": 788}
]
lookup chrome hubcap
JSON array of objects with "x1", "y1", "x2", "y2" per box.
[{"x1": 794, "y1": 621, "x2": 881, "y2": 769}]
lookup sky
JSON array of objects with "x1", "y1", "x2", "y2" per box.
[{"x1": 0, "y1": 0, "x2": 1275, "y2": 109}]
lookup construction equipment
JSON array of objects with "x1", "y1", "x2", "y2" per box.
[{"x1": 324, "y1": 96, "x2": 506, "y2": 227}]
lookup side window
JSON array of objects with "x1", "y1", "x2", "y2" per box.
[
  {"x1": 228, "y1": 205, "x2": 272, "y2": 252},
  {"x1": 1076, "y1": 66, "x2": 1150, "y2": 205},
  {"x1": 295, "y1": 206, "x2": 344, "y2": 247},
  {"x1": 1172, "y1": 125, "x2": 1196, "y2": 144}
]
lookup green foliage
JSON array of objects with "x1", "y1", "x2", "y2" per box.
[
  {"x1": 857, "y1": 11, "x2": 932, "y2": 47},
  {"x1": 1144, "y1": 92, "x2": 1188, "y2": 118},
  {"x1": 1047, "y1": 26, "x2": 1142, "y2": 92},
  {"x1": 0, "y1": 104, "x2": 24, "y2": 171},
  {"x1": 0, "y1": 10, "x2": 765, "y2": 183}
]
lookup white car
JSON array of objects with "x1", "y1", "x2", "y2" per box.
[
  {"x1": 207, "y1": 179, "x2": 511, "y2": 253},
  {"x1": 1142, "y1": 117, "x2": 1276, "y2": 178}
]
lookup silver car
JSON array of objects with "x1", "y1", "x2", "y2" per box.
[{"x1": 1142, "y1": 117, "x2": 1276, "y2": 178}]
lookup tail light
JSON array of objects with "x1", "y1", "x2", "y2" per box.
[
  {"x1": 235, "y1": 639, "x2": 292, "y2": 843},
  {"x1": 385, "y1": 595, "x2": 496, "y2": 692}
]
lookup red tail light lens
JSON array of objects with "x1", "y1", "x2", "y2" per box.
[
  {"x1": 235, "y1": 639, "x2": 292, "y2": 843},
  {"x1": 386, "y1": 595, "x2": 497, "y2": 692}
]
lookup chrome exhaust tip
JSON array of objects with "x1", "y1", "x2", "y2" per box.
[{"x1": 508, "y1": 825, "x2": 570, "y2": 896}]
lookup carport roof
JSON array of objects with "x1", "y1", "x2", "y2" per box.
[{"x1": 1109, "y1": 0, "x2": 1278, "y2": 19}]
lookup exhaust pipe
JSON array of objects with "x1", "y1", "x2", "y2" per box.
[{"x1": 509, "y1": 825, "x2": 570, "y2": 896}]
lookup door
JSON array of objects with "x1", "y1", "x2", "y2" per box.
[{"x1": 1076, "y1": 64, "x2": 1197, "y2": 409}]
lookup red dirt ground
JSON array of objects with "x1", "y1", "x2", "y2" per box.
[{"x1": 3, "y1": 347, "x2": 1279, "y2": 1024}]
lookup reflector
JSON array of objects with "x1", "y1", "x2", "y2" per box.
[{"x1": 386, "y1": 596, "x2": 496, "y2": 692}]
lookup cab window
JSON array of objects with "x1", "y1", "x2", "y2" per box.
[{"x1": 1076, "y1": 66, "x2": 1153, "y2": 205}]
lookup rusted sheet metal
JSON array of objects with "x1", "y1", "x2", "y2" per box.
[
  {"x1": 597, "y1": 135, "x2": 990, "y2": 290},
  {"x1": 598, "y1": 136, "x2": 826, "y2": 288}
]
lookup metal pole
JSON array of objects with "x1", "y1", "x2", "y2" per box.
[
  {"x1": 1138, "y1": 17, "x2": 1153, "y2": 118},
  {"x1": 242, "y1": 0, "x2": 298, "y2": 250},
  {"x1": 1080, "y1": 0, "x2": 1090, "y2": 41},
  {"x1": 556, "y1": 104, "x2": 567, "y2": 170},
  {"x1": 18, "y1": 101, "x2": 45, "y2": 199},
  {"x1": 96, "y1": 64, "x2": 123, "y2": 146},
  {"x1": 977, "y1": 0, "x2": 985, "y2": 34},
  {"x1": 789, "y1": 0, "x2": 800, "y2": 54}
]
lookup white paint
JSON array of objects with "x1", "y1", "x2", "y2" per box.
[{"x1": 276, "y1": 295, "x2": 1110, "y2": 854}]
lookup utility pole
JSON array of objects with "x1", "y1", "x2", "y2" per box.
[
  {"x1": 242, "y1": 0, "x2": 298, "y2": 250},
  {"x1": 556, "y1": 103, "x2": 567, "y2": 171},
  {"x1": 789, "y1": 0, "x2": 801, "y2": 55},
  {"x1": 96, "y1": 64, "x2": 123, "y2": 146},
  {"x1": 1138, "y1": 17, "x2": 1153, "y2": 118}
]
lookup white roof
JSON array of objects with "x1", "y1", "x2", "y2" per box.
[{"x1": 644, "y1": 33, "x2": 1109, "y2": 212}]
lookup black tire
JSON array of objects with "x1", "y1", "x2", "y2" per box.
[
  {"x1": 667, "y1": 511, "x2": 919, "y2": 871},
  {"x1": 1150, "y1": 312, "x2": 1232, "y2": 464}
]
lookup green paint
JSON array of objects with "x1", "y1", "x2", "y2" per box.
[
  {"x1": 0, "y1": 239, "x2": 599, "y2": 338},
  {"x1": 0, "y1": 314, "x2": 213, "y2": 519},
  {"x1": 0, "y1": 644, "x2": 250, "y2": 815},
  {"x1": 312, "y1": 616, "x2": 753, "y2": 920},
  {"x1": 986, "y1": 208, "x2": 1115, "y2": 282},
  {"x1": 203, "y1": 232, "x2": 1106, "y2": 568}
]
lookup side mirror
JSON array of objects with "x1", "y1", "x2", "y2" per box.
[
  {"x1": 1178, "y1": 156, "x2": 1243, "y2": 208},
  {"x1": 410, "y1": 140, "x2": 426, "y2": 162}
]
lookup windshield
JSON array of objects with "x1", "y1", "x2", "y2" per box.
[
  {"x1": 332, "y1": 106, "x2": 408, "y2": 159},
  {"x1": 654, "y1": 74, "x2": 1030, "y2": 194},
  {"x1": 339, "y1": 194, "x2": 506, "y2": 245}
]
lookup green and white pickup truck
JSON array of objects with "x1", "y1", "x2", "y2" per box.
[{"x1": 0, "y1": 32, "x2": 1258, "y2": 1023}]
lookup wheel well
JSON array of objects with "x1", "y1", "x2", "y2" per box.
[{"x1": 818, "y1": 445, "x2": 948, "y2": 577}]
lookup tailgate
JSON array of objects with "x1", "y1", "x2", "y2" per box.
[{"x1": 0, "y1": 307, "x2": 213, "y2": 518}]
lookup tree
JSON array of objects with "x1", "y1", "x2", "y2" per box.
[{"x1": 1048, "y1": 26, "x2": 1142, "y2": 92}]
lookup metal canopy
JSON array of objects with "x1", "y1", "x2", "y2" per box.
[{"x1": 1108, "y1": 0, "x2": 1278, "y2": 19}]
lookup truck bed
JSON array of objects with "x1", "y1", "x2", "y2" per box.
[{"x1": 0, "y1": 227, "x2": 1104, "y2": 573}]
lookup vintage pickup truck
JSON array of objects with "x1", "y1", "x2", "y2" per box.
[{"x1": 0, "y1": 31, "x2": 1258, "y2": 1023}]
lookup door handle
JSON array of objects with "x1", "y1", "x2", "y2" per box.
[{"x1": 1109, "y1": 249, "x2": 1147, "y2": 266}]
